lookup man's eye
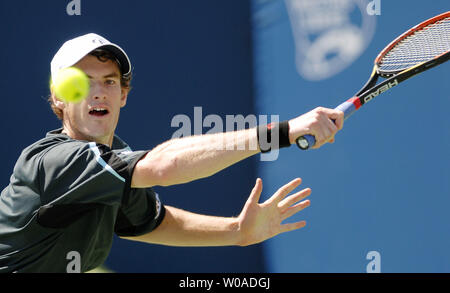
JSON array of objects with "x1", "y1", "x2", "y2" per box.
[{"x1": 105, "y1": 79, "x2": 116, "y2": 85}]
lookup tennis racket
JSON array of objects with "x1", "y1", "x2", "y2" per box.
[{"x1": 296, "y1": 11, "x2": 450, "y2": 150}]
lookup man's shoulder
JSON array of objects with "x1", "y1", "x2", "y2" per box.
[
  {"x1": 20, "y1": 130, "x2": 85, "y2": 163},
  {"x1": 17, "y1": 129, "x2": 140, "y2": 170},
  {"x1": 7, "y1": 131, "x2": 89, "y2": 201}
]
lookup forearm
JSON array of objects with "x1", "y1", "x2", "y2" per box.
[
  {"x1": 123, "y1": 206, "x2": 242, "y2": 247},
  {"x1": 133, "y1": 128, "x2": 259, "y2": 187},
  {"x1": 132, "y1": 107, "x2": 344, "y2": 188}
]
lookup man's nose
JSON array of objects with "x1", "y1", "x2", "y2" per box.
[{"x1": 90, "y1": 80, "x2": 107, "y2": 100}]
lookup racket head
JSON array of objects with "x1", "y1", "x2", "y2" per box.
[{"x1": 375, "y1": 11, "x2": 450, "y2": 77}]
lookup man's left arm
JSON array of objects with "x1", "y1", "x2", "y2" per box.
[{"x1": 122, "y1": 178, "x2": 310, "y2": 247}]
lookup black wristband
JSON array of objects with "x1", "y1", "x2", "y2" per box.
[{"x1": 257, "y1": 120, "x2": 291, "y2": 153}]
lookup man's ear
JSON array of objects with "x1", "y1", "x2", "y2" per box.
[
  {"x1": 120, "y1": 88, "x2": 129, "y2": 108},
  {"x1": 51, "y1": 92, "x2": 66, "y2": 110}
]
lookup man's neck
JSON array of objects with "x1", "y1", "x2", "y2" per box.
[{"x1": 62, "y1": 127, "x2": 113, "y2": 147}]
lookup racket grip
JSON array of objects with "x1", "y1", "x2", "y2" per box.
[
  {"x1": 295, "y1": 100, "x2": 356, "y2": 150},
  {"x1": 296, "y1": 134, "x2": 316, "y2": 150}
]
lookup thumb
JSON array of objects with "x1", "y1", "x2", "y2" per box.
[{"x1": 248, "y1": 178, "x2": 263, "y2": 204}]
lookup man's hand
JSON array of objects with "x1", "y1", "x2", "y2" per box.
[
  {"x1": 123, "y1": 177, "x2": 310, "y2": 247},
  {"x1": 237, "y1": 178, "x2": 310, "y2": 246},
  {"x1": 289, "y1": 107, "x2": 344, "y2": 149}
]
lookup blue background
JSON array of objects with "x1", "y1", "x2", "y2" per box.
[
  {"x1": 252, "y1": 0, "x2": 450, "y2": 272},
  {"x1": 0, "y1": 0, "x2": 449, "y2": 273}
]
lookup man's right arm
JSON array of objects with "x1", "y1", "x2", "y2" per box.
[
  {"x1": 131, "y1": 127, "x2": 259, "y2": 188},
  {"x1": 131, "y1": 107, "x2": 343, "y2": 188}
]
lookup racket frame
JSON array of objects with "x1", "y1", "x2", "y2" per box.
[{"x1": 296, "y1": 11, "x2": 450, "y2": 150}]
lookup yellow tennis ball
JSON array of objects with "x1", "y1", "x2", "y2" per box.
[{"x1": 53, "y1": 67, "x2": 89, "y2": 103}]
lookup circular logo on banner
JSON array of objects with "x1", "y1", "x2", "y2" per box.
[{"x1": 285, "y1": 0, "x2": 376, "y2": 81}]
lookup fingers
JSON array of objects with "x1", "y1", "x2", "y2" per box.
[
  {"x1": 329, "y1": 109, "x2": 344, "y2": 130},
  {"x1": 279, "y1": 198, "x2": 310, "y2": 233},
  {"x1": 278, "y1": 188, "x2": 311, "y2": 212},
  {"x1": 318, "y1": 107, "x2": 344, "y2": 128},
  {"x1": 242, "y1": 177, "x2": 310, "y2": 242},
  {"x1": 312, "y1": 108, "x2": 341, "y2": 147},
  {"x1": 294, "y1": 107, "x2": 344, "y2": 149},
  {"x1": 247, "y1": 178, "x2": 263, "y2": 204},
  {"x1": 281, "y1": 199, "x2": 310, "y2": 221},
  {"x1": 270, "y1": 178, "x2": 302, "y2": 203},
  {"x1": 281, "y1": 220, "x2": 306, "y2": 233},
  {"x1": 276, "y1": 184, "x2": 311, "y2": 231}
]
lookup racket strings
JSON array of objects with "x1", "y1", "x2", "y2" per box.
[{"x1": 379, "y1": 16, "x2": 450, "y2": 73}]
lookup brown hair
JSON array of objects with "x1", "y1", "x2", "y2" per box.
[{"x1": 48, "y1": 49, "x2": 132, "y2": 120}]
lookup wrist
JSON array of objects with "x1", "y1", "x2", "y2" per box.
[
  {"x1": 227, "y1": 217, "x2": 246, "y2": 247},
  {"x1": 256, "y1": 120, "x2": 291, "y2": 153}
]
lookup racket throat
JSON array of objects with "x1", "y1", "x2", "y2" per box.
[{"x1": 361, "y1": 78, "x2": 399, "y2": 104}]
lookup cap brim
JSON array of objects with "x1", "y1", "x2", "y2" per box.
[{"x1": 97, "y1": 44, "x2": 131, "y2": 76}]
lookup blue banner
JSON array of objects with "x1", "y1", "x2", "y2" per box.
[{"x1": 252, "y1": 0, "x2": 450, "y2": 272}]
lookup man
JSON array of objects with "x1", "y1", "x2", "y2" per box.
[{"x1": 0, "y1": 33, "x2": 344, "y2": 273}]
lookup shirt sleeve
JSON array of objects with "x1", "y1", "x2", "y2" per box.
[
  {"x1": 114, "y1": 188, "x2": 166, "y2": 237},
  {"x1": 113, "y1": 147, "x2": 166, "y2": 237},
  {"x1": 35, "y1": 140, "x2": 150, "y2": 229},
  {"x1": 36, "y1": 139, "x2": 166, "y2": 233},
  {"x1": 38, "y1": 141, "x2": 144, "y2": 206}
]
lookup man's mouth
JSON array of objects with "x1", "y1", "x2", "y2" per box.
[{"x1": 89, "y1": 107, "x2": 109, "y2": 117}]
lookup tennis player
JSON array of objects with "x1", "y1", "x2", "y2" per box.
[{"x1": 0, "y1": 33, "x2": 344, "y2": 273}]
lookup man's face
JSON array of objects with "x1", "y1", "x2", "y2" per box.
[{"x1": 54, "y1": 54, "x2": 128, "y2": 146}]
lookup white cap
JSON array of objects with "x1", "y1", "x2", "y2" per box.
[{"x1": 50, "y1": 33, "x2": 131, "y2": 84}]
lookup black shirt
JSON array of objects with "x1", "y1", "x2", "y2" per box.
[{"x1": 0, "y1": 129, "x2": 165, "y2": 272}]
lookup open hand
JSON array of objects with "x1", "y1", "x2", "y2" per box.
[{"x1": 237, "y1": 178, "x2": 311, "y2": 246}]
